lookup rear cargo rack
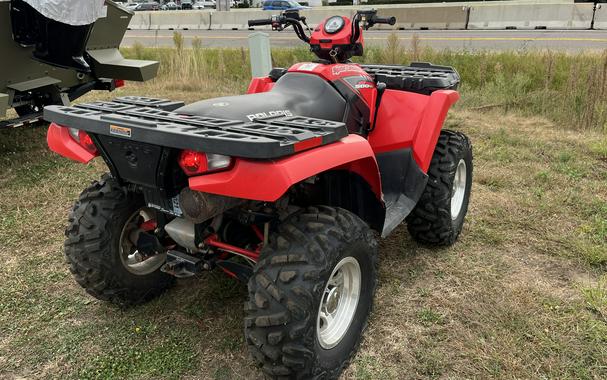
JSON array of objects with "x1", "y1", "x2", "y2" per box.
[
  {"x1": 113, "y1": 96, "x2": 185, "y2": 111},
  {"x1": 361, "y1": 62, "x2": 460, "y2": 95},
  {"x1": 43, "y1": 98, "x2": 348, "y2": 159}
]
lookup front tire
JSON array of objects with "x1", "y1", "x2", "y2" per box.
[
  {"x1": 407, "y1": 130, "x2": 473, "y2": 245},
  {"x1": 245, "y1": 206, "x2": 378, "y2": 379},
  {"x1": 64, "y1": 175, "x2": 174, "y2": 307}
]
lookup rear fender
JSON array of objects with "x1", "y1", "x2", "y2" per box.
[
  {"x1": 47, "y1": 123, "x2": 97, "y2": 163},
  {"x1": 189, "y1": 135, "x2": 382, "y2": 202}
]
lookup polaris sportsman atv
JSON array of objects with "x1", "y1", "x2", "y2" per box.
[{"x1": 44, "y1": 10, "x2": 473, "y2": 379}]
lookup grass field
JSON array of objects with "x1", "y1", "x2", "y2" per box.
[{"x1": 0, "y1": 41, "x2": 606, "y2": 379}]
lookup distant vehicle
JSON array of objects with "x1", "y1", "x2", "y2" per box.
[
  {"x1": 124, "y1": 3, "x2": 140, "y2": 11},
  {"x1": 262, "y1": 0, "x2": 308, "y2": 11},
  {"x1": 192, "y1": 1, "x2": 204, "y2": 9},
  {"x1": 161, "y1": 1, "x2": 180, "y2": 10},
  {"x1": 135, "y1": 2, "x2": 160, "y2": 10},
  {"x1": 181, "y1": 0, "x2": 193, "y2": 9},
  {"x1": 196, "y1": 0, "x2": 216, "y2": 8}
]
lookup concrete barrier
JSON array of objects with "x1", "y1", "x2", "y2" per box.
[
  {"x1": 129, "y1": 2, "x2": 596, "y2": 31},
  {"x1": 594, "y1": 4, "x2": 607, "y2": 30},
  {"x1": 468, "y1": 3, "x2": 595, "y2": 30},
  {"x1": 149, "y1": 10, "x2": 211, "y2": 30},
  {"x1": 210, "y1": 8, "x2": 355, "y2": 30},
  {"x1": 375, "y1": 6, "x2": 469, "y2": 30},
  {"x1": 298, "y1": 8, "x2": 356, "y2": 28},
  {"x1": 128, "y1": 11, "x2": 151, "y2": 30},
  {"x1": 210, "y1": 10, "x2": 272, "y2": 30}
]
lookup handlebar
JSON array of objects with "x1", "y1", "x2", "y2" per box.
[
  {"x1": 373, "y1": 16, "x2": 396, "y2": 26},
  {"x1": 248, "y1": 18, "x2": 273, "y2": 27},
  {"x1": 248, "y1": 12, "x2": 310, "y2": 42},
  {"x1": 247, "y1": 10, "x2": 397, "y2": 47}
]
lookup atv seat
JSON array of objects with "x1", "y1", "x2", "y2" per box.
[{"x1": 177, "y1": 73, "x2": 347, "y2": 125}]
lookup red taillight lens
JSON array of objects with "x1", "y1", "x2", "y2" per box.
[
  {"x1": 114, "y1": 79, "x2": 125, "y2": 88},
  {"x1": 78, "y1": 130, "x2": 98, "y2": 155},
  {"x1": 178, "y1": 150, "x2": 232, "y2": 176},
  {"x1": 68, "y1": 127, "x2": 98, "y2": 155},
  {"x1": 179, "y1": 150, "x2": 208, "y2": 176}
]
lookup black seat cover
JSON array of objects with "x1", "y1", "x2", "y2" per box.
[{"x1": 176, "y1": 73, "x2": 346, "y2": 123}]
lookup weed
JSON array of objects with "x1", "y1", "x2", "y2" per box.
[
  {"x1": 418, "y1": 308, "x2": 444, "y2": 326},
  {"x1": 582, "y1": 276, "x2": 607, "y2": 322}
]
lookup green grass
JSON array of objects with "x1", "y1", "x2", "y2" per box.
[{"x1": 0, "y1": 44, "x2": 606, "y2": 379}]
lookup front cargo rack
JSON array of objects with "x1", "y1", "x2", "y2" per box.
[
  {"x1": 361, "y1": 62, "x2": 460, "y2": 95},
  {"x1": 43, "y1": 97, "x2": 349, "y2": 159}
]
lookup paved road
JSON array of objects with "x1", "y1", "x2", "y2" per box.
[{"x1": 123, "y1": 29, "x2": 607, "y2": 52}]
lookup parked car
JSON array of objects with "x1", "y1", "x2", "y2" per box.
[
  {"x1": 181, "y1": 0, "x2": 193, "y2": 9},
  {"x1": 161, "y1": 1, "x2": 180, "y2": 10},
  {"x1": 262, "y1": 0, "x2": 308, "y2": 11},
  {"x1": 196, "y1": 0, "x2": 216, "y2": 8},
  {"x1": 124, "y1": 3, "x2": 140, "y2": 11},
  {"x1": 192, "y1": 1, "x2": 205, "y2": 9},
  {"x1": 135, "y1": 2, "x2": 160, "y2": 10}
]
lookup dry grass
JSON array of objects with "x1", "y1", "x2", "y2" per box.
[
  {"x1": 126, "y1": 35, "x2": 607, "y2": 133},
  {"x1": 1, "y1": 45, "x2": 606, "y2": 379}
]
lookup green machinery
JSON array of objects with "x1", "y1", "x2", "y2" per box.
[{"x1": 0, "y1": 0, "x2": 158, "y2": 128}]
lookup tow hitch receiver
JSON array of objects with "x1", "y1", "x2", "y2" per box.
[
  {"x1": 161, "y1": 250, "x2": 204, "y2": 278},
  {"x1": 161, "y1": 250, "x2": 256, "y2": 281}
]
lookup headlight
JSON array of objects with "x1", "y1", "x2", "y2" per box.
[{"x1": 324, "y1": 16, "x2": 345, "y2": 34}]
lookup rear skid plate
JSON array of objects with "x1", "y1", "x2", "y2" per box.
[{"x1": 43, "y1": 96, "x2": 349, "y2": 159}]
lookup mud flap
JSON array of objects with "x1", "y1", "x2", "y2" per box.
[
  {"x1": 378, "y1": 148, "x2": 428, "y2": 237},
  {"x1": 87, "y1": 48, "x2": 159, "y2": 82}
]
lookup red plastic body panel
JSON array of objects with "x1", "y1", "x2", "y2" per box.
[
  {"x1": 412, "y1": 90, "x2": 460, "y2": 172},
  {"x1": 47, "y1": 123, "x2": 97, "y2": 164},
  {"x1": 369, "y1": 89, "x2": 460, "y2": 172},
  {"x1": 247, "y1": 77, "x2": 274, "y2": 94},
  {"x1": 189, "y1": 135, "x2": 382, "y2": 202},
  {"x1": 288, "y1": 62, "x2": 377, "y2": 120},
  {"x1": 289, "y1": 62, "x2": 372, "y2": 83},
  {"x1": 309, "y1": 16, "x2": 363, "y2": 49}
]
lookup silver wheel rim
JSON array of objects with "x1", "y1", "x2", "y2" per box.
[
  {"x1": 316, "y1": 257, "x2": 362, "y2": 350},
  {"x1": 119, "y1": 208, "x2": 166, "y2": 276},
  {"x1": 451, "y1": 159, "x2": 467, "y2": 221}
]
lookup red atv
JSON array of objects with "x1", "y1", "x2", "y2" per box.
[{"x1": 44, "y1": 10, "x2": 472, "y2": 379}]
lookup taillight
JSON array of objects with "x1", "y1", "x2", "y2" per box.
[
  {"x1": 178, "y1": 150, "x2": 231, "y2": 176},
  {"x1": 68, "y1": 128, "x2": 98, "y2": 155},
  {"x1": 114, "y1": 79, "x2": 125, "y2": 89}
]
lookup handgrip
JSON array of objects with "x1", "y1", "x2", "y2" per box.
[
  {"x1": 374, "y1": 16, "x2": 396, "y2": 26},
  {"x1": 248, "y1": 18, "x2": 272, "y2": 27}
]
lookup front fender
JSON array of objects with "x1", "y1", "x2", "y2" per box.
[{"x1": 189, "y1": 135, "x2": 382, "y2": 202}]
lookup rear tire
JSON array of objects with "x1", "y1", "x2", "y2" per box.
[
  {"x1": 407, "y1": 130, "x2": 473, "y2": 245},
  {"x1": 245, "y1": 206, "x2": 378, "y2": 379},
  {"x1": 64, "y1": 174, "x2": 174, "y2": 307}
]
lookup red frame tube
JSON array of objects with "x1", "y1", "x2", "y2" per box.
[
  {"x1": 251, "y1": 225, "x2": 264, "y2": 242},
  {"x1": 204, "y1": 234, "x2": 260, "y2": 261}
]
